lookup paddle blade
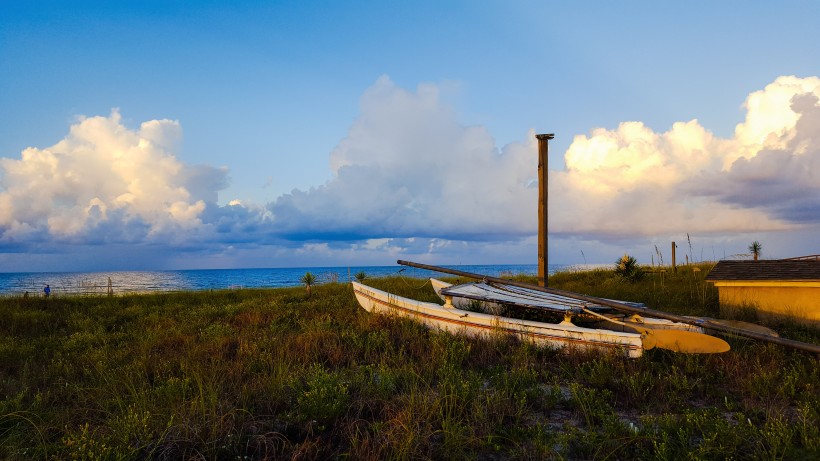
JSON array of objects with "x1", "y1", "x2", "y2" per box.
[
  {"x1": 640, "y1": 332, "x2": 657, "y2": 351},
  {"x1": 646, "y1": 329, "x2": 731, "y2": 354}
]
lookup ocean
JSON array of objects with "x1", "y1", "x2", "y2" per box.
[{"x1": 0, "y1": 263, "x2": 581, "y2": 297}]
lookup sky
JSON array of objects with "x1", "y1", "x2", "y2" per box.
[{"x1": 1, "y1": 1, "x2": 819, "y2": 272}]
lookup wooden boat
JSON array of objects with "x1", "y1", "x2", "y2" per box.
[
  {"x1": 353, "y1": 281, "x2": 646, "y2": 358},
  {"x1": 430, "y1": 278, "x2": 705, "y2": 334}
]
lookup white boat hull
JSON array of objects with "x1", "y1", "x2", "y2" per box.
[{"x1": 353, "y1": 281, "x2": 644, "y2": 358}]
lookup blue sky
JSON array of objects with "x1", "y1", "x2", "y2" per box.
[{"x1": 1, "y1": 1, "x2": 819, "y2": 272}]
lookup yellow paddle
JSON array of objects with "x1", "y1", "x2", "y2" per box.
[{"x1": 582, "y1": 308, "x2": 730, "y2": 354}]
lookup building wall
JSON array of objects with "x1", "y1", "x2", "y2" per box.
[{"x1": 714, "y1": 282, "x2": 820, "y2": 321}]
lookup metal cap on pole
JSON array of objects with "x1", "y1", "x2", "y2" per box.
[{"x1": 536, "y1": 133, "x2": 554, "y2": 287}]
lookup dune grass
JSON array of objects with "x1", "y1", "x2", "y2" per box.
[{"x1": 1, "y1": 264, "x2": 818, "y2": 459}]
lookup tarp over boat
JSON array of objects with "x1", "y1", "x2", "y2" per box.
[{"x1": 438, "y1": 280, "x2": 646, "y2": 314}]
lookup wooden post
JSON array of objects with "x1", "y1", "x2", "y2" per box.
[
  {"x1": 536, "y1": 133, "x2": 554, "y2": 287},
  {"x1": 671, "y1": 241, "x2": 677, "y2": 273}
]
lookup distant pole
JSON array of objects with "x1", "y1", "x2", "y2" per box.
[{"x1": 536, "y1": 133, "x2": 555, "y2": 287}]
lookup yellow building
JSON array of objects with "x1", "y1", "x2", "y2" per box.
[{"x1": 705, "y1": 258, "x2": 820, "y2": 323}]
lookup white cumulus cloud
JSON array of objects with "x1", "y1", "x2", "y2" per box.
[
  {"x1": 0, "y1": 110, "x2": 228, "y2": 244},
  {"x1": 268, "y1": 76, "x2": 538, "y2": 241},
  {"x1": 550, "y1": 75, "x2": 820, "y2": 240}
]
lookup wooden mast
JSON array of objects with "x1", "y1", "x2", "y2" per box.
[{"x1": 536, "y1": 133, "x2": 554, "y2": 287}]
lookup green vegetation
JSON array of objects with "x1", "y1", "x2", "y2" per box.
[
  {"x1": 1, "y1": 263, "x2": 818, "y2": 459},
  {"x1": 749, "y1": 241, "x2": 763, "y2": 261},
  {"x1": 300, "y1": 272, "x2": 316, "y2": 297},
  {"x1": 615, "y1": 253, "x2": 644, "y2": 282}
]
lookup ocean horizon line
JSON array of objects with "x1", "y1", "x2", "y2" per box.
[
  {"x1": 0, "y1": 263, "x2": 609, "y2": 297},
  {"x1": 1, "y1": 262, "x2": 548, "y2": 276}
]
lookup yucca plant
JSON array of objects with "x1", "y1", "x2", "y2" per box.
[
  {"x1": 748, "y1": 241, "x2": 762, "y2": 261},
  {"x1": 301, "y1": 272, "x2": 316, "y2": 297},
  {"x1": 615, "y1": 254, "x2": 644, "y2": 282},
  {"x1": 355, "y1": 271, "x2": 367, "y2": 282}
]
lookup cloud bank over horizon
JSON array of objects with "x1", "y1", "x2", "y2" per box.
[
  {"x1": 552, "y1": 75, "x2": 820, "y2": 240},
  {"x1": 1, "y1": 75, "x2": 819, "y2": 269},
  {"x1": 267, "y1": 76, "x2": 537, "y2": 242}
]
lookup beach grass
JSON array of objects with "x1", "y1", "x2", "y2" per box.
[{"x1": 1, "y1": 263, "x2": 818, "y2": 459}]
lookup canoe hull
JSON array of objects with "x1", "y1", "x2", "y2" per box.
[{"x1": 353, "y1": 282, "x2": 644, "y2": 358}]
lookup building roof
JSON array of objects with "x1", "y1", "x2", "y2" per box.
[{"x1": 705, "y1": 259, "x2": 820, "y2": 281}]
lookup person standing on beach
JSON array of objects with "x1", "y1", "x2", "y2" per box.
[{"x1": 44, "y1": 284, "x2": 50, "y2": 298}]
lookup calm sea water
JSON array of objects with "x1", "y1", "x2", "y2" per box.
[{"x1": 0, "y1": 264, "x2": 588, "y2": 297}]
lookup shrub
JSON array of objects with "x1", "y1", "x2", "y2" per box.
[
  {"x1": 301, "y1": 272, "x2": 316, "y2": 297},
  {"x1": 615, "y1": 254, "x2": 644, "y2": 282},
  {"x1": 293, "y1": 363, "x2": 350, "y2": 423}
]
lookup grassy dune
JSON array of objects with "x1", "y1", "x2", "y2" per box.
[{"x1": 1, "y1": 264, "x2": 819, "y2": 460}]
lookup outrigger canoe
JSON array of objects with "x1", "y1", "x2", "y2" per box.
[{"x1": 354, "y1": 281, "x2": 647, "y2": 358}]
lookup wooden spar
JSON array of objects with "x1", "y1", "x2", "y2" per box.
[
  {"x1": 536, "y1": 133, "x2": 554, "y2": 287},
  {"x1": 397, "y1": 259, "x2": 820, "y2": 355}
]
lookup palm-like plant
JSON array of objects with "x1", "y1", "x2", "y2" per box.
[
  {"x1": 748, "y1": 241, "x2": 762, "y2": 261},
  {"x1": 301, "y1": 272, "x2": 316, "y2": 297},
  {"x1": 615, "y1": 254, "x2": 644, "y2": 282},
  {"x1": 354, "y1": 271, "x2": 367, "y2": 282}
]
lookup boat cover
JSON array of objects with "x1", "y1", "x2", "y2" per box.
[{"x1": 439, "y1": 281, "x2": 646, "y2": 314}]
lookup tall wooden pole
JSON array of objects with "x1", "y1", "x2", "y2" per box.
[{"x1": 536, "y1": 133, "x2": 554, "y2": 287}]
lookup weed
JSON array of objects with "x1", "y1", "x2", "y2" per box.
[
  {"x1": 292, "y1": 363, "x2": 350, "y2": 424},
  {"x1": 62, "y1": 423, "x2": 114, "y2": 461}
]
